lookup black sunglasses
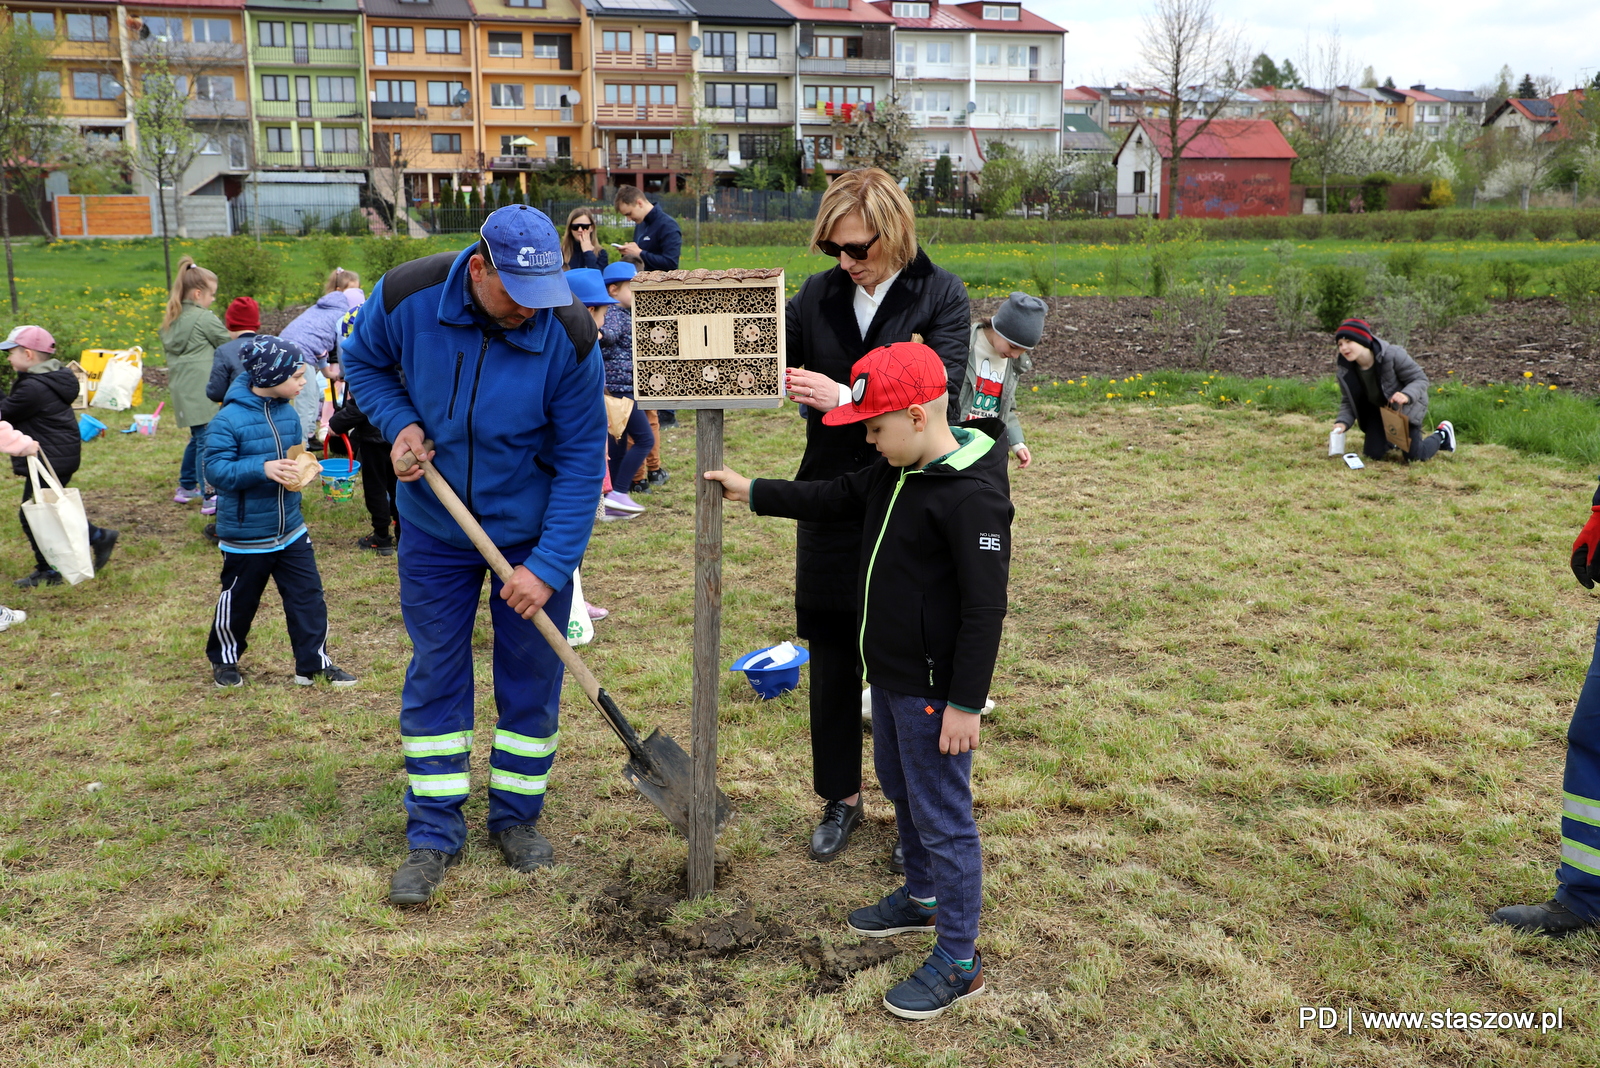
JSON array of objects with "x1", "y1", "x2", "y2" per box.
[
  {"x1": 818, "y1": 233, "x2": 879, "y2": 260},
  {"x1": 570, "y1": 222, "x2": 593, "y2": 230}
]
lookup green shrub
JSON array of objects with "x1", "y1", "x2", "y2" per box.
[
  {"x1": 1574, "y1": 211, "x2": 1600, "y2": 241},
  {"x1": 1484, "y1": 213, "x2": 1525, "y2": 241},
  {"x1": 1311, "y1": 264, "x2": 1366, "y2": 332},
  {"x1": 1485, "y1": 259, "x2": 1535, "y2": 300},
  {"x1": 1386, "y1": 247, "x2": 1429, "y2": 279},
  {"x1": 359, "y1": 236, "x2": 429, "y2": 283},
  {"x1": 1419, "y1": 178, "x2": 1455, "y2": 210},
  {"x1": 1368, "y1": 213, "x2": 1409, "y2": 241},
  {"x1": 1409, "y1": 213, "x2": 1438, "y2": 242},
  {"x1": 1529, "y1": 213, "x2": 1567, "y2": 242},
  {"x1": 1438, "y1": 213, "x2": 1483, "y2": 240},
  {"x1": 1554, "y1": 260, "x2": 1600, "y2": 344},
  {"x1": 1361, "y1": 172, "x2": 1396, "y2": 213},
  {"x1": 202, "y1": 234, "x2": 285, "y2": 307}
]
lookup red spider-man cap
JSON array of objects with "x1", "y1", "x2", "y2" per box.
[{"x1": 821, "y1": 342, "x2": 947, "y2": 426}]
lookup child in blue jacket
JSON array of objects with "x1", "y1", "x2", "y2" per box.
[{"x1": 203, "y1": 335, "x2": 356, "y2": 689}]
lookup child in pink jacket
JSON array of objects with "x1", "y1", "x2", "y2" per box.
[{"x1": 0, "y1": 419, "x2": 36, "y2": 630}]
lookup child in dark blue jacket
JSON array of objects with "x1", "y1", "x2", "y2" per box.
[{"x1": 204, "y1": 335, "x2": 356, "y2": 689}]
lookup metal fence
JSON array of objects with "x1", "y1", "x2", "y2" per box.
[{"x1": 230, "y1": 187, "x2": 371, "y2": 235}]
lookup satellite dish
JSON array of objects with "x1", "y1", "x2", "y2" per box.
[
  {"x1": 453, "y1": 89, "x2": 471, "y2": 105},
  {"x1": 797, "y1": 42, "x2": 813, "y2": 58},
  {"x1": 688, "y1": 35, "x2": 701, "y2": 51},
  {"x1": 966, "y1": 101, "x2": 977, "y2": 112},
  {"x1": 564, "y1": 90, "x2": 580, "y2": 105}
]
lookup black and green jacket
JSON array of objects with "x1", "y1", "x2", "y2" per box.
[{"x1": 749, "y1": 419, "x2": 1012, "y2": 711}]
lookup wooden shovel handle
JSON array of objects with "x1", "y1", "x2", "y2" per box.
[{"x1": 395, "y1": 444, "x2": 605, "y2": 706}]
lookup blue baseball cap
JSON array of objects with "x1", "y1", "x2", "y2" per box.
[
  {"x1": 602, "y1": 261, "x2": 637, "y2": 286},
  {"x1": 478, "y1": 205, "x2": 570, "y2": 310},
  {"x1": 564, "y1": 268, "x2": 617, "y2": 308}
]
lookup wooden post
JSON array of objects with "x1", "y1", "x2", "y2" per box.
[{"x1": 688, "y1": 408, "x2": 724, "y2": 897}]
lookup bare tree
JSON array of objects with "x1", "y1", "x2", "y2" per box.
[
  {"x1": 1292, "y1": 28, "x2": 1361, "y2": 210},
  {"x1": 129, "y1": 52, "x2": 202, "y2": 288},
  {"x1": 0, "y1": 21, "x2": 66, "y2": 313},
  {"x1": 673, "y1": 105, "x2": 720, "y2": 263},
  {"x1": 1137, "y1": 0, "x2": 1250, "y2": 219}
]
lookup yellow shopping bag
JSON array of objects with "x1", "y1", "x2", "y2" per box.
[{"x1": 79, "y1": 347, "x2": 145, "y2": 409}]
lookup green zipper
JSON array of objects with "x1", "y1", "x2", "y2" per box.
[{"x1": 859, "y1": 467, "x2": 917, "y2": 668}]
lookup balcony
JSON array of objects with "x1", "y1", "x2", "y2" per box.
[
  {"x1": 372, "y1": 102, "x2": 418, "y2": 119},
  {"x1": 798, "y1": 57, "x2": 891, "y2": 76},
  {"x1": 257, "y1": 148, "x2": 369, "y2": 169},
  {"x1": 63, "y1": 99, "x2": 128, "y2": 120},
  {"x1": 696, "y1": 51, "x2": 796, "y2": 75},
  {"x1": 252, "y1": 46, "x2": 360, "y2": 68},
  {"x1": 132, "y1": 40, "x2": 245, "y2": 64},
  {"x1": 897, "y1": 64, "x2": 968, "y2": 81},
  {"x1": 370, "y1": 49, "x2": 476, "y2": 72},
  {"x1": 479, "y1": 53, "x2": 583, "y2": 73},
  {"x1": 609, "y1": 153, "x2": 684, "y2": 170},
  {"x1": 53, "y1": 40, "x2": 121, "y2": 61},
  {"x1": 973, "y1": 63, "x2": 1065, "y2": 84},
  {"x1": 484, "y1": 106, "x2": 580, "y2": 123},
  {"x1": 593, "y1": 50, "x2": 693, "y2": 72},
  {"x1": 595, "y1": 103, "x2": 690, "y2": 126},
  {"x1": 186, "y1": 100, "x2": 249, "y2": 120},
  {"x1": 404, "y1": 105, "x2": 473, "y2": 123},
  {"x1": 490, "y1": 155, "x2": 573, "y2": 170},
  {"x1": 969, "y1": 112, "x2": 1058, "y2": 130},
  {"x1": 909, "y1": 111, "x2": 967, "y2": 128},
  {"x1": 256, "y1": 100, "x2": 365, "y2": 120},
  {"x1": 701, "y1": 104, "x2": 797, "y2": 125}
]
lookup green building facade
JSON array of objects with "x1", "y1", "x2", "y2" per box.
[{"x1": 245, "y1": 0, "x2": 368, "y2": 170}]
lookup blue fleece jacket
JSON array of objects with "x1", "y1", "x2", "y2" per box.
[
  {"x1": 205, "y1": 375, "x2": 307, "y2": 546},
  {"x1": 338, "y1": 246, "x2": 606, "y2": 591}
]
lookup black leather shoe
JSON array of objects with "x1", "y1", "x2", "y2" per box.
[
  {"x1": 888, "y1": 840, "x2": 905, "y2": 874},
  {"x1": 13, "y1": 568, "x2": 62, "y2": 588},
  {"x1": 389, "y1": 848, "x2": 460, "y2": 905},
  {"x1": 1490, "y1": 897, "x2": 1600, "y2": 936},
  {"x1": 490, "y1": 823, "x2": 555, "y2": 872},
  {"x1": 91, "y1": 529, "x2": 119, "y2": 572},
  {"x1": 808, "y1": 799, "x2": 863, "y2": 862}
]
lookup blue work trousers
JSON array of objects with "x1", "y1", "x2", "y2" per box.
[
  {"x1": 1556, "y1": 618, "x2": 1600, "y2": 919},
  {"x1": 397, "y1": 523, "x2": 575, "y2": 853},
  {"x1": 872, "y1": 686, "x2": 982, "y2": 961}
]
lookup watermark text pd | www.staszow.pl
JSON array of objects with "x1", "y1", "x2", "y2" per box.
[{"x1": 1299, "y1": 1006, "x2": 1567, "y2": 1035}]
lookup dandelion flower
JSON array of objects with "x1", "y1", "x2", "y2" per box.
[{"x1": 1524, "y1": 371, "x2": 1533, "y2": 378}]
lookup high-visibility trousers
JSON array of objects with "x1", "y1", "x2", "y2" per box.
[{"x1": 1557, "y1": 619, "x2": 1600, "y2": 920}]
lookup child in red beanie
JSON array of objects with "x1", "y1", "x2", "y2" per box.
[{"x1": 207, "y1": 297, "x2": 261, "y2": 405}]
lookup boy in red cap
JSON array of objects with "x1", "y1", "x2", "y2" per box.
[{"x1": 706, "y1": 341, "x2": 1012, "y2": 1020}]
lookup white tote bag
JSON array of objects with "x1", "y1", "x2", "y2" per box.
[
  {"x1": 91, "y1": 348, "x2": 143, "y2": 411},
  {"x1": 565, "y1": 567, "x2": 594, "y2": 647},
  {"x1": 21, "y1": 455, "x2": 94, "y2": 585}
]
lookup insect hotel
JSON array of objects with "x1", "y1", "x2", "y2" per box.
[{"x1": 629, "y1": 268, "x2": 786, "y2": 410}]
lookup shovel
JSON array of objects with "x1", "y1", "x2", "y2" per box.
[{"x1": 396, "y1": 443, "x2": 730, "y2": 838}]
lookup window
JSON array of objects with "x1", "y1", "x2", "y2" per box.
[
  {"x1": 604, "y1": 84, "x2": 676, "y2": 106},
  {"x1": 1428, "y1": 105, "x2": 1441, "y2": 116},
  {"x1": 644, "y1": 33, "x2": 675, "y2": 54},
  {"x1": 143, "y1": 17, "x2": 183, "y2": 42},
  {"x1": 266, "y1": 127, "x2": 293, "y2": 153},
  {"x1": 141, "y1": 73, "x2": 188, "y2": 97},
  {"x1": 707, "y1": 83, "x2": 779, "y2": 109},
  {"x1": 322, "y1": 127, "x2": 361, "y2": 153},
  {"x1": 375, "y1": 79, "x2": 416, "y2": 103},
  {"x1": 813, "y1": 0, "x2": 850, "y2": 8},
  {"x1": 910, "y1": 90, "x2": 951, "y2": 113},
  {"x1": 814, "y1": 36, "x2": 861, "y2": 59},
  {"x1": 705, "y1": 32, "x2": 735, "y2": 57},
  {"x1": 488, "y1": 33, "x2": 522, "y2": 58},
  {"x1": 892, "y1": 2, "x2": 930, "y2": 16},
  {"x1": 616, "y1": 136, "x2": 673, "y2": 156},
  {"x1": 425, "y1": 28, "x2": 461, "y2": 54},
  {"x1": 33, "y1": 71, "x2": 60, "y2": 97},
  {"x1": 804, "y1": 134, "x2": 833, "y2": 160},
  {"x1": 803, "y1": 85, "x2": 874, "y2": 108},
  {"x1": 1007, "y1": 92, "x2": 1038, "y2": 116},
  {"x1": 428, "y1": 80, "x2": 465, "y2": 105},
  {"x1": 192, "y1": 19, "x2": 231, "y2": 43},
  {"x1": 506, "y1": 0, "x2": 547, "y2": 7},
  {"x1": 200, "y1": 137, "x2": 221, "y2": 155},
  {"x1": 602, "y1": 31, "x2": 632, "y2": 52},
  {"x1": 373, "y1": 27, "x2": 413, "y2": 54},
  {"x1": 533, "y1": 84, "x2": 570, "y2": 109},
  {"x1": 23, "y1": 12, "x2": 54, "y2": 36},
  {"x1": 739, "y1": 133, "x2": 785, "y2": 159},
  {"x1": 314, "y1": 23, "x2": 353, "y2": 50},
  {"x1": 196, "y1": 76, "x2": 234, "y2": 101},
  {"x1": 975, "y1": 45, "x2": 999, "y2": 66},
  {"x1": 1132, "y1": 170, "x2": 1146, "y2": 194},
  {"x1": 261, "y1": 75, "x2": 290, "y2": 101},
  {"x1": 258, "y1": 21, "x2": 285, "y2": 48},
  {"x1": 66, "y1": 14, "x2": 109, "y2": 42},
  {"x1": 921, "y1": 139, "x2": 952, "y2": 158},
  {"x1": 533, "y1": 34, "x2": 566, "y2": 59},
  {"x1": 1384, "y1": 106, "x2": 1396, "y2": 117},
  {"x1": 710, "y1": 134, "x2": 729, "y2": 157},
  {"x1": 750, "y1": 33, "x2": 776, "y2": 59},
  {"x1": 982, "y1": 4, "x2": 1020, "y2": 19},
  {"x1": 977, "y1": 91, "x2": 1003, "y2": 113},
  {"x1": 72, "y1": 72, "x2": 121, "y2": 100},
  {"x1": 433, "y1": 133, "x2": 462, "y2": 154},
  {"x1": 925, "y1": 41, "x2": 951, "y2": 64},
  {"x1": 490, "y1": 83, "x2": 524, "y2": 108},
  {"x1": 1006, "y1": 45, "x2": 1038, "y2": 68},
  {"x1": 317, "y1": 76, "x2": 357, "y2": 102}
]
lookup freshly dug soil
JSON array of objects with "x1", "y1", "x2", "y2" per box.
[{"x1": 971, "y1": 295, "x2": 1597, "y2": 392}]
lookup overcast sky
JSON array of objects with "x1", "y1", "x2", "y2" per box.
[{"x1": 1028, "y1": 0, "x2": 1600, "y2": 95}]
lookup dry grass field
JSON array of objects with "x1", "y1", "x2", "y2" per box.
[{"x1": 0, "y1": 392, "x2": 1596, "y2": 1067}]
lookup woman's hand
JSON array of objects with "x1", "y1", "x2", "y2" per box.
[
  {"x1": 578, "y1": 230, "x2": 595, "y2": 253},
  {"x1": 786, "y1": 367, "x2": 844, "y2": 412},
  {"x1": 1389, "y1": 392, "x2": 1410, "y2": 407}
]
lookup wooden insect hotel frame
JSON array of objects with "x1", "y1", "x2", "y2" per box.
[{"x1": 629, "y1": 268, "x2": 786, "y2": 411}]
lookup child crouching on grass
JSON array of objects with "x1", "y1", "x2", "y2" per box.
[
  {"x1": 204, "y1": 336, "x2": 356, "y2": 689},
  {"x1": 706, "y1": 342, "x2": 1012, "y2": 1020}
]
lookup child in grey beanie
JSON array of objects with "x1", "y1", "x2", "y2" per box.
[{"x1": 956, "y1": 291, "x2": 1045, "y2": 468}]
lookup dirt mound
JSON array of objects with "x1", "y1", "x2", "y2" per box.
[{"x1": 797, "y1": 937, "x2": 909, "y2": 991}]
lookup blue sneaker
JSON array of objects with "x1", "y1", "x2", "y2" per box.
[
  {"x1": 848, "y1": 885, "x2": 937, "y2": 938},
  {"x1": 884, "y1": 949, "x2": 984, "y2": 1020}
]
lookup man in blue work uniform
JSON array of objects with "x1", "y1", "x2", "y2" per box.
[
  {"x1": 614, "y1": 185, "x2": 682, "y2": 271},
  {"x1": 341, "y1": 206, "x2": 606, "y2": 905},
  {"x1": 1492, "y1": 492, "x2": 1600, "y2": 935}
]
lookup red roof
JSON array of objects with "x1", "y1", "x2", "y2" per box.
[
  {"x1": 1116, "y1": 118, "x2": 1298, "y2": 162},
  {"x1": 768, "y1": 0, "x2": 895, "y2": 25},
  {"x1": 867, "y1": 0, "x2": 1063, "y2": 32},
  {"x1": 1062, "y1": 86, "x2": 1098, "y2": 102}
]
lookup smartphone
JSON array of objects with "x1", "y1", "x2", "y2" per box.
[
  {"x1": 610, "y1": 242, "x2": 625, "y2": 249},
  {"x1": 1343, "y1": 453, "x2": 1365, "y2": 469}
]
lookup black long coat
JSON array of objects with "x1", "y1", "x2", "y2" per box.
[{"x1": 785, "y1": 247, "x2": 970, "y2": 615}]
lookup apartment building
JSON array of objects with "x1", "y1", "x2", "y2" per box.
[
  {"x1": 476, "y1": 0, "x2": 590, "y2": 188},
  {"x1": 245, "y1": 0, "x2": 366, "y2": 169},
  {"x1": 768, "y1": 0, "x2": 894, "y2": 174},
  {"x1": 1074, "y1": 84, "x2": 1168, "y2": 133},
  {"x1": 21, "y1": 2, "x2": 130, "y2": 146},
  {"x1": 1243, "y1": 86, "x2": 1330, "y2": 127},
  {"x1": 687, "y1": 0, "x2": 797, "y2": 179},
  {"x1": 1405, "y1": 84, "x2": 1484, "y2": 135},
  {"x1": 581, "y1": 0, "x2": 694, "y2": 193},
  {"x1": 364, "y1": 0, "x2": 477, "y2": 206},
  {"x1": 877, "y1": 0, "x2": 1064, "y2": 173}
]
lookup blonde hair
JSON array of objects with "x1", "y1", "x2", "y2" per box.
[
  {"x1": 324, "y1": 267, "x2": 360, "y2": 293},
  {"x1": 163, "y1": 256, "x2": 218, "y2": 330},
  {"x1": 561, "y1": 206, "x2": 599, "y2": 268},
  {"x1": 810, "y1": 168, "x2": 917, "y2": 273}
]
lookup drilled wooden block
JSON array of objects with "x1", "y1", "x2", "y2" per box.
[{"x1": 630, "y1": 269, "x2": 786, "y2": 410}]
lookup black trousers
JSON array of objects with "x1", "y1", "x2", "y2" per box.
[
  {"x1": 798, "y1": 607, "x2": 864, "y2": 802},
  {"x1": 1352, "y1": 402, "x2": 1441, "y2": 462},
  {"x1": 19, "y1": 467, "x2": 108, "y2": 572},
  {"x1": 206, "y1": 533, "x2": 333, "y2": 675},
  {"x1": 357, "y1": 439, "x2": 398, "y2": 537}
]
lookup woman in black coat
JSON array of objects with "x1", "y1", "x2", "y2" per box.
[{"x1": 782, "y1": 168, "x2": 971, "y2": 865}]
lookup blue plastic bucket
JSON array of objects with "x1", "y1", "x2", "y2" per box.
[
  {"x1": 729, "y1": 643, "x2": 810, "y2": 700},
  {"x1": 318, "y1": 457, "x2": 361, "y2": 501}
]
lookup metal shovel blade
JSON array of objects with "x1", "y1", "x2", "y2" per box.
[{"x1": 620, "y1": 726, "x2": 732, "y2": 839}]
